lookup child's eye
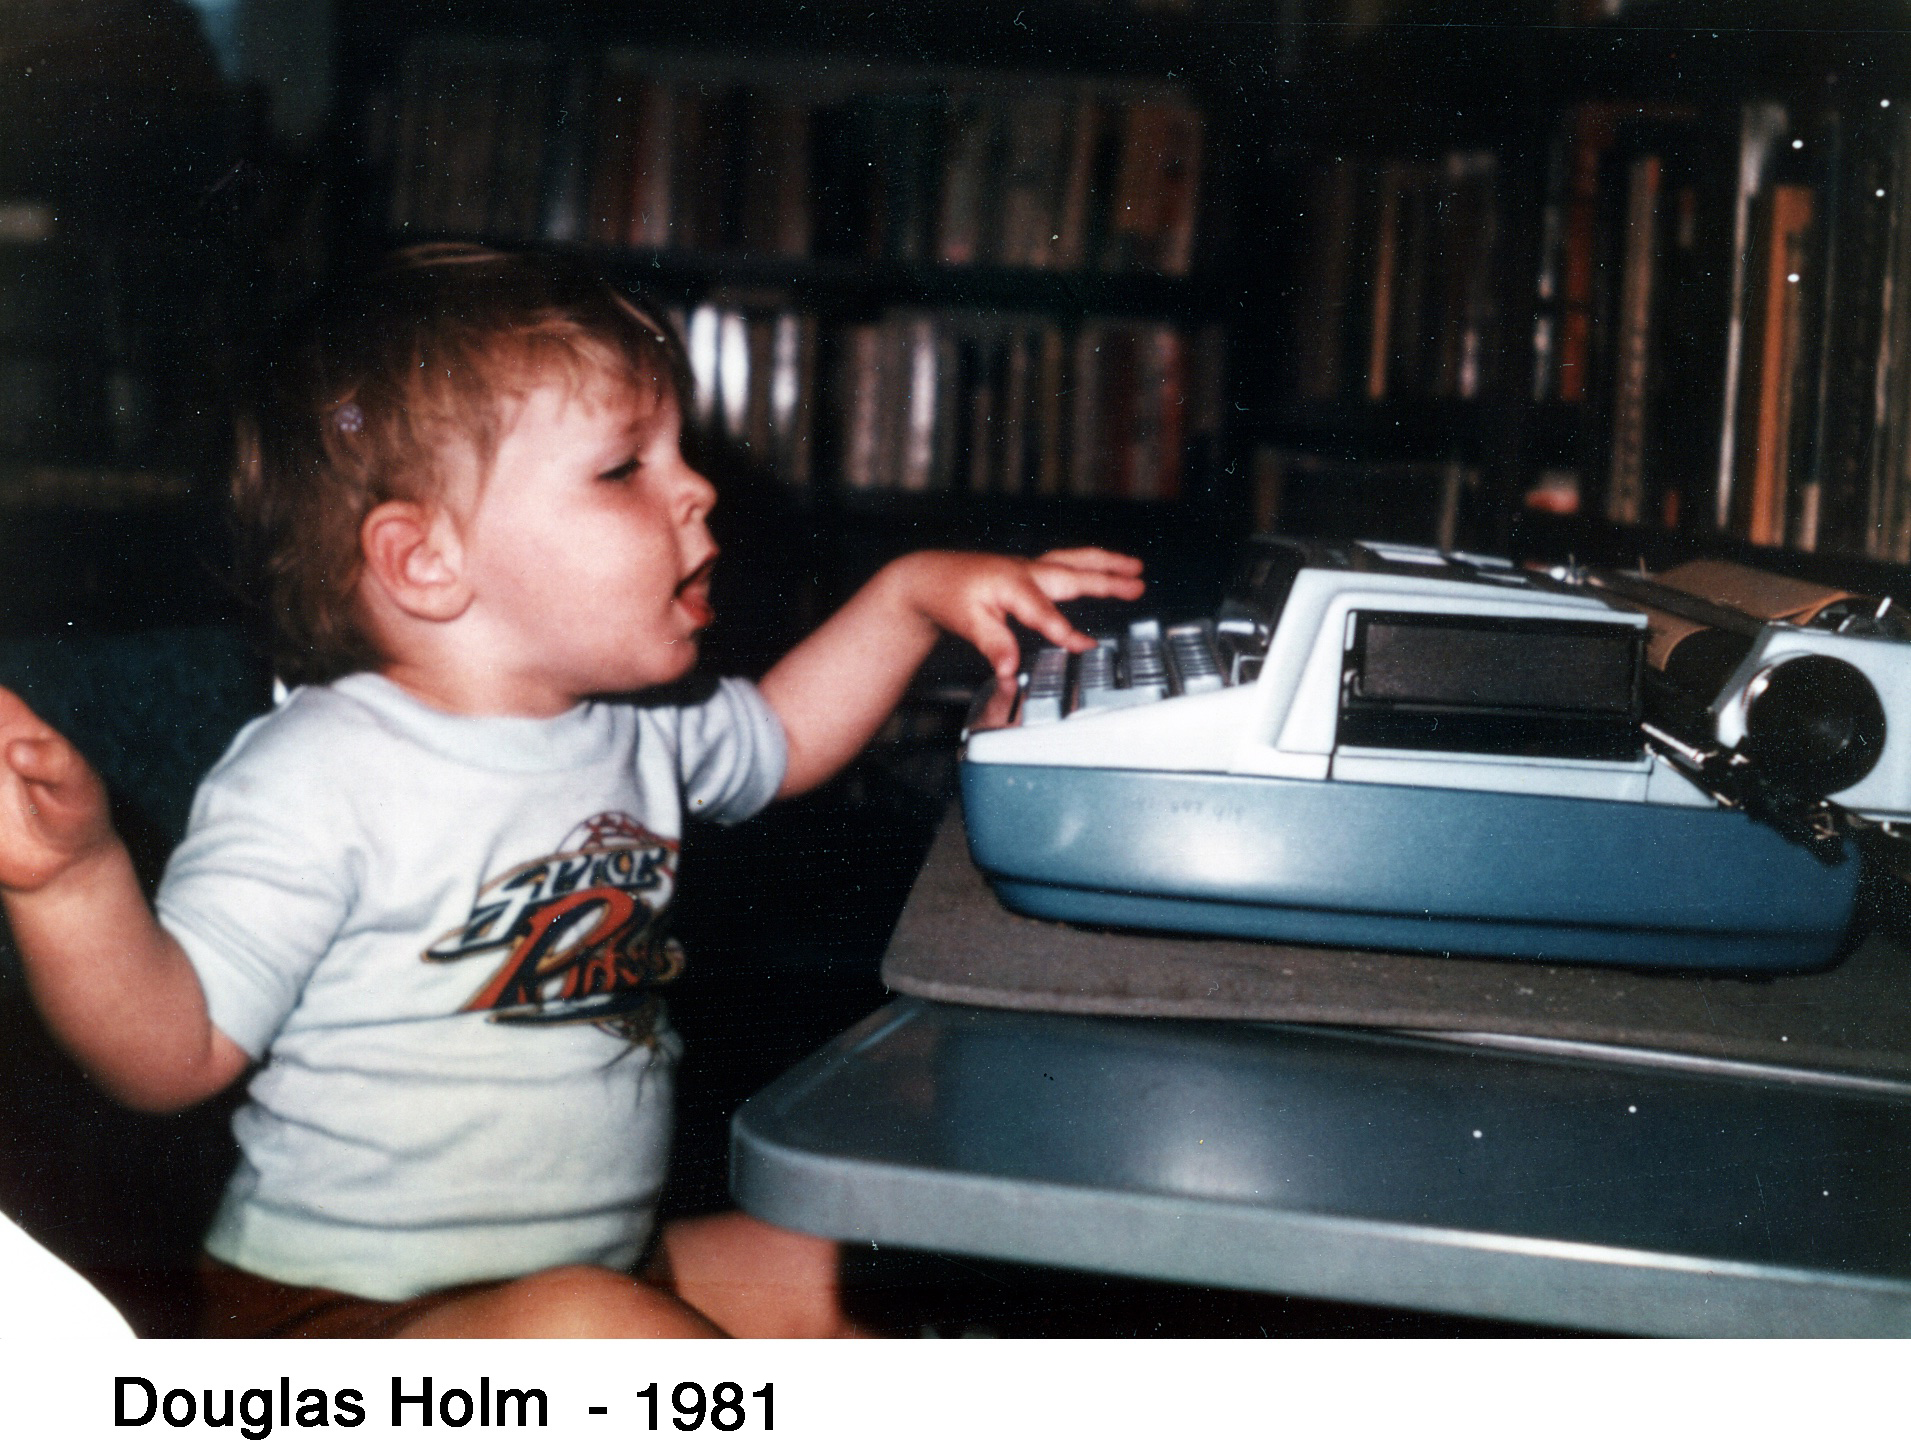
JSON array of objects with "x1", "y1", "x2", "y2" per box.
[{"x1": 596, "y1": 457, "x2": 639, "y2": 483}]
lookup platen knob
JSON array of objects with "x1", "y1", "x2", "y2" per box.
[{"x1": 1739, "y1": 655, "x2": 1886, "y2": 799}]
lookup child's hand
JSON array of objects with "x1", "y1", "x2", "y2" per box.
[
  {"x1": 893, "y1": 547, "x2": 1147, "y2": 688},
  {"x1": 759, "y1": 546, "x2": 1146, "y2": 798},
  {"x1": 0, "y1": 687, "x2": 114, "y2": 896}
]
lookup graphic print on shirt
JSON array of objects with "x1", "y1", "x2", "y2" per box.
[{"x1": 423, "y1": 811, "x2": 685, "y2": 1028}]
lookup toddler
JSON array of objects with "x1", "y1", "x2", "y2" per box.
[{"x1": 0, "y1": 245, "x2": 1143, "y2": 1337}]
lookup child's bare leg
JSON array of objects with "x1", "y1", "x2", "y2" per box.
[
  {"x1": 395, "y1": 1265, "x2": 724, "y2": 1338},
  {"x1": 658, "y1": 1212, "x2": 869, "y2": 1338}
]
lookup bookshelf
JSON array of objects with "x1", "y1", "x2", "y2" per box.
[
  {"x1": 0, "y1": 8, "x2": 256, "y2": 636},
  {"x1": 1249, "y1": 2, "x2": 1911, "y2": 587},
  {"x1": 327, "y1": 0, "x2": 1259, "y2": 632},
  {"x1": 325, "y1": 2, "x2": 1911, "y2": 612}
]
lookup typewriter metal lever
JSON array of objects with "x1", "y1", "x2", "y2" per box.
[{"x1": 1640, "y1": 722, "x2": 1852, "y2": 863}]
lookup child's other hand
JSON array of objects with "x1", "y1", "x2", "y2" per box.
[
  {"x1": 0, "y1": 687, "x2": 114, "y2": 895},
  {"x1": 896, "y1": 548, "x2": 1146, "y2": 688}
]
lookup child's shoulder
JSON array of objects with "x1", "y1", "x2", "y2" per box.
[{"x1": 198, "y1": 675, "x2": 399, "y2": 796}]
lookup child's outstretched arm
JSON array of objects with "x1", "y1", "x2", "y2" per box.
[
  {"x1": 758, "y1": 548, "x2": 1145, "y2": 798},
  {"x1": 0, "y1": 688, "x2": 249, "y2": 1111}
]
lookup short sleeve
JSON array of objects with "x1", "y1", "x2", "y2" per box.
[
  {"x1": 676, "y1": 677, "x2": 788, "y2": 825},
  {"x1": 155, "y1": 723, "x2": 354, "y2": 1059}
]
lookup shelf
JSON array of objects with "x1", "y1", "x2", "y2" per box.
[
  {"x1": 339, "y1": 0, "x2": 1295, "y2": 92},
  {"x1": 1287, "y1": 3, "x2": 1911, "y2": 141},
  {"x1": 1508, "y1": 507, "x2": 1911, "y2": 597},
  {"x1": 1256, "y1": 398, "x2": 1495, "y2": 463},
  {"x1": 0, "y1": 465, "x2": 195, "y2": 514},
  {"x1": 361, "y1": 235, "x2": 1218, "y2": 322}
]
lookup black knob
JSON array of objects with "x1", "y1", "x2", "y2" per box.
[{"x1": 1740, "y1": 654, "x2": 1886, "y2": 799}]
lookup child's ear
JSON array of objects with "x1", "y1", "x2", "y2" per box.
[{"x1": 359, "y1": 500, "x2": 471, "y2": 622}]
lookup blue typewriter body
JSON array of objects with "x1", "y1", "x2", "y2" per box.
[{"x1": 959, "y1": 539, "x2": 1864, "y2": 970}]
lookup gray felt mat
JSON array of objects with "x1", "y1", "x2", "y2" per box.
[{"x1": 882, "y1": 811, "x2": 1911, "y2": 1082}]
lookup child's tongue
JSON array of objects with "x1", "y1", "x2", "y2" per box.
[{"x1": 675, "y1": 562, "x2": 716, "y2": 625}]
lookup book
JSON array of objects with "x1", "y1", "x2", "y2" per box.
[
  {"x1": 1867, "y1": 109, "x2": 1911, "y2": 561},
  {"x1": 584, "y1": 55, "x2": 645, "y2": 246},
  {"x1": 837, "y1": 323, "x2": 886, "y2": 492},
  {"x1": 998, "y1": 324, "x2": 1032, "y2": 494},
  {"x1": 936, "y1": 94, "x2": 998, "y2": 267},
  {"x1": 1102, "y1": 100, "x2": 1204, "y2": 276},
  {"x1": 1556, "y1": 103, "x2": 1620, "y2": 405},
  {"x1": 489, "y1": 52, "x2": 553, "y2": 239},
  {"x1": 1605, "y1": 152, "x2": 1662, "y2": 526},
  {"x1": 1295, "y1": 158, "x2": 1365, "y2": 401},
  {"x1": 1364, "y1": 160, "x2": 1405, "y2": 401},
  {"x1": 1800, "y1": 98, "x2": 1901, "y2": 557},
  {"x1": 999, "y1": 97, "x2": 1071, "y2": 268},
  {"x1": 1053, "y1": 97, "x2": 1105, "y2": 272},
  {"x1": 769, "y1": 312, "x2": 818, "y2": 492},
  {"x1": 1034, "y1": 323, "x2": 1068, "y2": 497},
  {"x1": 539, "y1": 58, "x2": 597, "y2": 243},
  {"x1": 1430, "y1": 151, "x2": 1497, "y2": 402},
  {"x1": 380, "y1": 53, "x2": 1206, "y2": 284},
  {"x1": 737, "y1": 93, "x2": 814, "y2": 257},
  {"x1": 1730, "y1": 181, "x2": 1816, "y2": 547},
  {"x1": 1714, "y1": 102, "x2": 1792, "y2": 530},
  {"x1": 625, "y1": 80, "x2": 677, "y2": 250}
]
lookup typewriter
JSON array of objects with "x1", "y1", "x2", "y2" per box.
[{"x1": 960, "y1": 537, "x2": 1891, "y2": 971}]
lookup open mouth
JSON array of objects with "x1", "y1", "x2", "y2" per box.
[{"x1": 675, "y1": 555, "x2": 718, "y2": 628}]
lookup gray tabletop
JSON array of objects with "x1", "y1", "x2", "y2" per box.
[
  {"x1": 884, "y1": 812, "x2": 1911, "y2": 1080},
  {"x1": 732, "y1": 997, "x2": 1911, "y2": 1335}
]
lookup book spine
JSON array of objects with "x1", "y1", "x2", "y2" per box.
[
  {"x1": 1558, "y1": 104, "x2": 1618, "y2": 405},
  {"x1": 685, "y1": 304, "x2": 721, "y2": 432},
  {"x1": 898, "y1": 316, "x2": 940, "y2": 492},
  {"x1": 1531, "y1": 133, "x2": 1569, "y2": 402},
  {"x1": 492, "y1": 52, "x2": 553, "y2": 239},
  {"x1": 1605, "y1": 153, "x2": 1662, "y2": 526},
  {"x1": 745, "y1": 312, "x2": 776, "y2": 460},
  {"x1": 1035, "y1": 323, "x2": 1067, "y2": 498},
  {"x1": 1070, "y1": 325, "x2": 1104, "y2": 497},
  {"x1": 444, "y1": 54, "x2": 500, "y2": 236},
  {"x1": 1365, "y1": 161, "x2": 1405, "y2": 401},
  {"x1": 1152, "y1": 325, "x2": 1187, "y2": 501},
  {"x1": 585, "y1": 58, "x2": 639, "y2": 246},
  {"x1": 1737, "y1": 183, "x2": 1815, "y2": 546},
  {"x1": 957, "y1": 330, "x2": 994, "y2": 494},
  {"x1": 1297, "y1": 160, "x2": 1359, "y2": 400},
  {"x1": 540, "y1": 56, "x2": 596, "y2": 243},
  {"x1": 1715, "y1": 102, "x2": 1792, "y2": 529},
  {"x1": 627, "y1": 81, "x2": 676, "y2": 250},
  {"x1": 769, "y1": 312, "x2": 817, "y2": 493},
  {"x1": 1868, "y1": 112, "x2": 1911, "y2": 560},
  {"x1": 837, "y1": 323, "x2": 884, "y2": 491},
  {"x1": 1053, "y1": 96, "x2": 1102, "y2": 272},
  {"x1": 1808, "y1": 103, "x2": 1895, "y2": 556},
  {"x1": 936, "y1": 95, "x2": 995, "y2": 266},
  {"x1": 1019, "y1": 97, "x2": 1074, "y2": 269}
]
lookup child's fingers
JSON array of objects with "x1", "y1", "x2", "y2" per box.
[
  {"x1": 0, "y1": 685, "x2": 49, "y2": 739},
  {"x1": 1002, "y1": 588, "x2": 1098, "y2": 656},
  {"x1": 964, "y1": 612, "x2": 1028, "y2": 684},
  {"x1": 0, "y1": 689, "x2": 68, "y2": 781},
  {"x1": 1033, "y1": 546, "x2": 1145, "y2": 577},
  {"x1": 1027, "y1": 558, "x2": 1148, "y2": 604},
  {"x1": 4, "y1": 735, "x2": 82, "y2": 790}
]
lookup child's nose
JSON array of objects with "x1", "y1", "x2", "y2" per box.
[{"x1": 680, "y1": 468, "x2": 718, "y2": 519}]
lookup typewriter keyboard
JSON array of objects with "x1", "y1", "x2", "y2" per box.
[{"x1": 1018, "y1": 619, "x2": 1233, "y2": 726}]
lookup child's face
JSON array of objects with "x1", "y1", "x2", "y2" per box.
[{"x1": 452, "y1": 372, "x2": 719, "y2": 707}]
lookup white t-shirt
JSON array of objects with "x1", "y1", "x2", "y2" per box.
[{"x1": 156, "y1": 672, "x2": 786, "y2": 1301}]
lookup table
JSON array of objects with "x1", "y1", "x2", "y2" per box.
[{"x1": 730, "y1": 822, "x2": 1911, "y2": 1336}]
